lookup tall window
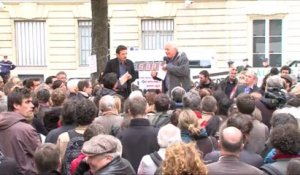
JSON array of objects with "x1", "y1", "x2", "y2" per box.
[
  {"x1": 253, "y1": 19, "x2": 282, "y2": 67},
  {"x1": 142, "y1": 19, "x2": 174, "y2": 50},
  {"x1": 79, "y1": 21, "x2": 92, "y2": 66},
  {"x1": 15, "y1": 21, "x2": 46, "y2": 66}
]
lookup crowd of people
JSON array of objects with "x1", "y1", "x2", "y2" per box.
[{"x1": 0, "y1": 43, "x2": 299, "y2": 175}]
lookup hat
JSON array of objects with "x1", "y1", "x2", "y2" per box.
[
  {"x1": 281, "y1": 74, "x2": 293, "y2": 84},
  {"x1": 82, "y1": 135, "x2": 119, "y2": 157}
]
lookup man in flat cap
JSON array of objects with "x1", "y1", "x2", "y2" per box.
[{"x1": 81, "y1": 134, "x2": 135, "y2": 175}]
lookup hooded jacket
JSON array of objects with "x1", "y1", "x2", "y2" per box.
[{"x1": 0, "y1": 112, "x2": 41, "y2": 175}]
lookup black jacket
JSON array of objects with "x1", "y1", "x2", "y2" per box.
[
  {"x1": 117, "y1": 118, "x2": 159, "y2": 172},
  {"x1": 75, "y1": 156, "x2": 135, "y2": 175},
  {"x1": 103, "y1": 58, "x2": 137, "y2": 98},
  {"x1": 94, "y1": 156, "x2": 135, "y2": 175}
]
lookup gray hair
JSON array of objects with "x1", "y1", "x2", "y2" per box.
[
  {"x1": 201, "y1": 95, "x2": 217, "y2": 113},
  {"x1": 99, "y1": 95, "x2": 116, "y2": 112},
  {"x1": 171, "y1": 86, "x2": 186, "y2": 102},
  {"x1": 128, "y1": 92, "x2": 147, "y2": 117},
  {"x1": 157, "y1": 124, "x2": 181, "y2": 148},
  {"x1": 266, "y1": 75, "x2": 284, "y2": 89},
  {"x1": 182, "y1": 90, "x2": 201, "y2": 110}
]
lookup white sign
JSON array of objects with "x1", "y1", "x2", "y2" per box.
[{"x1": 138, "y1": 71, "x2": 162, "y2": 90}]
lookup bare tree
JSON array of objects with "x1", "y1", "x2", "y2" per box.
[{"x1": 91, "y1": 0, "x2": 108, "y2": 85}]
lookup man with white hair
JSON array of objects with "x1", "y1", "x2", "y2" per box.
[
  {"x1": 151, "y1": 42, "x2": 191, "y2": 94},
  {"x1": 137, "y1": 124, "x2": 181, "y2": 175},
  {"x1": 93, "y1": 95, "x2": 123, "y2": 136},
  {"x1": 117, "y1": 91, "x2": 159, "y2": 172}
]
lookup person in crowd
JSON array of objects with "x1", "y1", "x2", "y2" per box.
[
  {"x1": 43, "y1": 89, "x2": 65, "y2": 132},
  {"x1": 169, "y1": 86, "x2": 186, "y2": 109},
  {"x1": 0, "y1": 55, "x2": 16, "y2": 83},
  {"x1": 182, "y1": 90, "x2": 202, "y2": 119},
  {"x1": 56, "y1": 71, "x2": 67, "y2": 84},
  {"x1": 255, "y1": 75, "x2": 287, "y2": 128},
  {"x1": 199, "y1": 95, "x2": 221, "y2": 137},
  {"x1": 236, "y1": 93, "x2": 269, "y2": 154},
  {"x1": 0, "y1": 150, "x2": 22, "y2": 175},
  {"x1": 151, "y1": 42, "x2": 191, "y2": 94},
  {"x1": 138, "y1": 124, "x2": 182, "y2": 175},
  {"x1": 207, "y1": 126, "x2": 263, "y2": 175},
  {"x1": 45, "y1": 99, "x2": 76, "y2": 143},
  {"x1": 260, "y1": 124, "x2": 300, "y2": 175},
  {"x1": 77, "y1": 80, "x2": 92, "y2": 99},
  {"x1": 103, "y1": 45, "x2": 136, "y2": 98},
  {"x1": 25, "y1": 78, "x2": 41, "y2": 92},
  {"x1": 280, "y1": 65, "x2": 291, "y2": 76},
  {"x1": 70, "y1": 122, "x2": 106, "y2": 175},
  {"x1": 260, "y1": 67, "x2": 280, "y2": 94},
  {"x1": 262, "y1": 112, "x2": 298, "y2": 163},
  {"x1": 81, "y1": 134, "x2": 135, "y2": 175},
  {"x1": 281, "y1": 74, "x2": 293, "y2": 92},
  {"x1": 117, "y1": 91, "x2": 159, "y2": 172},
  {"x1": 34, "y1": 143, "x2": 61, "y2": 175},
  {"x1": 170, "y1": 108, "x2": 181, "y2": 126},
  {"x1": 35, "y1": 88, "x2": 51, "y2": 125},
  {"x1": 52, "y1": 80, "x2": 67, "y2": 94},
  {"x1": 197, "y1": 70, "x2": 218, "y2": 91},
  {"x1": 234, "y1": 70, "x2": 259, "y2": 97},
  {"x1": 162, "y1": 142, "x2": 207, "y2": 175},
  {"x1": 150, "y1": 94, "x2": 171, "y2": 128},
  {"x1": 262, "y1": 58, "x2": 270, "y2": 68},
  {"x1": 218, "y1": 68, "x2": 238, "y2": 98},
  {"x1": 0, "y1": 88, "x2": 41, "y2": 174},
  {"x1": 66, "y1": 79, "x2": 79, "y2": 99},
  {"x1": 57, "y1": 98, "x2": 97, "y2": 159},
  {"x1": 93, "y1": 95, "x2": 123, "y2": 136},
  {"x1": 205, "y1": 114, "x2": 264, "y2": 168},
  {"x1": 94, "y1": 72, "x2": 120, "y2": 107},
  {"x1": 144, "y1": 91, "x2": 157, "y2": 119},
  {"x1": 212, "y1": 90, "x2": 233, "y2": 121},
  {"x1": 45, "y1": 75, "x2": 57, "y2": 90},
  {"x1": 178, "y1": 109, "x2": 216, "y2": 157}
]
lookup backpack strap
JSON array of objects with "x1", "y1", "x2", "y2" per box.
[
  {"x1": 208, "y1": 136, "x2": 216, "y2": 151},
  {"x1": 149, "y1": 151, "x2": 162, "y2": 167},
  {"x1": 67, "y1": 129, "x2": 81, "y2": 140},
  {"x1": 260, "y1": 164, "x2": 283, "y2": 175}
]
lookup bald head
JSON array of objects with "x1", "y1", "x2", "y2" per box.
[
  {"x1": 164, "y1": 42, "x2": 178, "y2": 59},
  {"x1": 220, "y1": 126, "x2": 243, "y2": 153}
]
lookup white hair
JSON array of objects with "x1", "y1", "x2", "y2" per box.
[
  {"x1": 99, "y1": 95, "x2": 116, "y2": 112},
  {"x1": 157, "y1": 124, "x2": 182, "y2": 148},
  {"x1": 67, "y1": 79, "x2": 80, "y2": 92},
  {"x1": 128, "y1": 90, "x2": 143, "y2": 100}
]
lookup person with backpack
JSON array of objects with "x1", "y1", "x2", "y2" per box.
[
  {"x1": 56, "y1": 99, "x2": 97, "y2": 175},
  {"x1": 137, "y1": 124, "x2": 182, "y2": 175}
]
